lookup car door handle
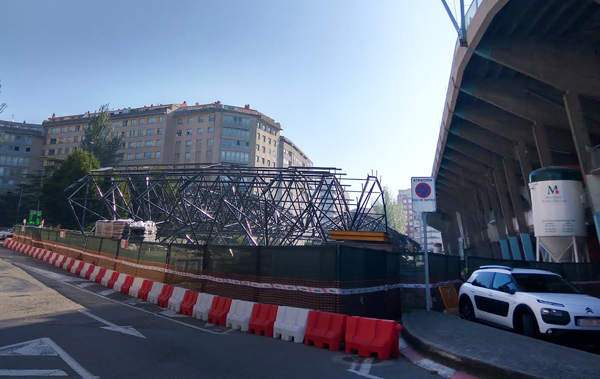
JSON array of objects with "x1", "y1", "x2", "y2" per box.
[{"x1": 488, "y1": 292, "x2": 493, "y2": 296}]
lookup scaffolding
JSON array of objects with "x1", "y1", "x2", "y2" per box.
[{"x1": 65, "y1": 165, "x2": 390, "y2": 246}]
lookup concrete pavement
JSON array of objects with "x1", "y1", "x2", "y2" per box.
[
  {"x1": 402, "y1": 309, "x2": 600, "y2": 379},
  {"x1": 0, "y1": 246, "x2": 435, "y2": 379}
]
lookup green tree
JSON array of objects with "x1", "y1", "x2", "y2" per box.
[
  {"x1": 374, "y1": 186, "x2": 407, "y2": 234},
  {"x1": 41, "y1": 150, "x2": 100, "y2": 229},
  {"x1": 81, "y1": 104, "x2": 122, "y2": 167}
]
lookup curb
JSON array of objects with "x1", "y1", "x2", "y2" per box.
[{"x1": 401, "y1": 313, "x2": 543, "y2": 379}]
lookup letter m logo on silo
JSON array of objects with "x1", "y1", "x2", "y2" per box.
[{"x1": 547, "y1": 185, "x2": 559, "y2": 195}]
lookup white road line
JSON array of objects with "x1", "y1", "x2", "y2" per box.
[
  {"x1": 414, "y1": 358, "x2": 456, "y2": 378},
  {"x1": 348, "y1": 358, "x2": 384, "y2": 379},
  {"x1": 0, "y1": 369, "x2": 68, "y2": 376},
  {"x1": 79, "y1": 310, "x2": 146, "y2": 338},
  {"x1": 8, "y1": 260, "x2": 227, "y2": 335},
  {"x1": 43, "y1": 338, "x2": 99, "y2": 379},
  {"x1": 77, "y1": 282, "x2": 95, "y2": 288},
  {"x1": 98, "y1": 289, "x2": 116, "y2": 296}
]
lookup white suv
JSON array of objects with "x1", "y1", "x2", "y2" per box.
[{"x1": 459, "y1": 266, "x2": 600, "y2": 338}]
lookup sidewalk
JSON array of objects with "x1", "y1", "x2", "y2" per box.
[{"x1": 402, "y1": 310, "x2": 600, "y2": 379}]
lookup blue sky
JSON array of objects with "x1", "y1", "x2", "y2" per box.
[{"x1": 0, "y1": 0, "x2": 458, "y2": 194}]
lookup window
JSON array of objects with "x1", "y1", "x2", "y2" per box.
[
  {"x1": 198, "y1": 116, "x2": 204, "y2": 123},
  {"x1": 156, "y1": 139, "x2": 162, "y2": 146},
  {"x1": 187, "y1": 117, "x2": 193, "y2": 124},
  {"x1": 61, "y1": 127, "x2": 66, "y2": 133},
  {"x1": 220, "y1": 150, "x2": 249, "y2": 163},
  {"x1": 268, "y1": 138, "x2": 271, "y2": 145},
  {"x1": 51, "y1": 128, "x2": 58, "y2": 134},
  {"x1": 58, "y1": 148, "x2": 63, "y2": 154},
  {"x1": 195, "y1": 151, "x2": 201, "y2": 159},
  {"x1": 112, "y1": 121, "x2": 119, "y2": 128},
  {"x1": 128, "y1": 142, "x2": 134, "y2": 148},
  {"x1": 186, "y1": 140, "x2": 192, "y2": 147},
  {"x1": 257, "y1": 133, "x2": 260, "y2": 139},
  {"x1": 175, "y1": 141, "x2": 181, "y2": 149},
  {"x1": 26, "y1": 147, "x2": 31, "y2": 152},
  {"x1": 197, "y1": 128, "x2": 203, "y2": 134},
  {"x1": 177, "y1": 119, "x2": 183, "y2": 125},
  {"x1": 146, "y1": 129, "x2": 154, "y2": 136},
  {"x1": 187, "y1": 129, "x2": 192, "y2": 135},
  {"x1": 157, "y1": 128, "x2": 163, "y2": 135},
  {"x1": 135, "y1": 153, "x2": 141, "y2": 160},
  {"x1": 145, "y1": 140, "x2": 153, "y2": 147},
  {"x1": 50, "y1": 138, "x2": 57, "y2": 144},
  {"x1": 206, "y1": 150, "x2": 212, "y2": 158},
  {"x1": 68, "y1": 126, "x2": 74, "y2": 132},
  {"x1": 129, "y1": 130, "x2": 135, "y2": 137},
  {"x1": 127, "y1": 153, "x2": 132, "y2": 160},
  {"x1": 59, "y1": 137, "x2": 64, "y2": 144},
  {"x1": 261, "y1": 158, "x2": 265, "y2": 164},
  {"x1": 471, "y1": 272, "x2": 494, "y2": 289},
  {"x1": 155, "y1": 151, "x2": 161, "y2": 159},
  {"x1": 176, "y1": 130, "x2": 182, "y2": 137},
  {"x1": 222, "y1": 127, "x2": 249, "y2": 139},
  {"x1": 256, "y1": 144, "x2": 259, "y2": 151},
  {"x1": 262, "y1": 147, "x2": 265, "y2": 153},
  {"x1": 174, "y1": 153, "x2": 180, "y2": 161},
  {"x1": 138, "y1": 130, "x2": 143, "y2": 136},
  {"x1": 136, "y1": 141, "x2": 142, "y2": 148},
  {"x1": 122, "y1": 120, "x2": 128, "y2": 126},
  {"x1": 144, "y1": 152, "x2": 152, "y2": 159},
  {"x1": 267, "y1": 160, "x2": 270, "y2": 166},
  {"x1": 48, "y1": 149, "x2": 55, "y2": 156},
  {"x1": 121, "y1": 132, "x2": 126, "y2": 137},
  {"x1": 208, "y1": 138, "x2": 213, "y2": 145},
  {"x1": 208, "y1": 127, "x2": 214, "y2": 133},
  {"x1": 263, "y1": 136, "x2": 266, "y2": 142},
  {"x1": 64, "y1": 147, "x2": 69, "y2": 154},
  {"x1": 148, "y1": 117, "x2": 155, "y2": 124},
  {"x1": 209, "y1": 115, "x2": 215, "y2": 122},
  {"x1": 256, "y1": 156, "x2": 259, "y2": 162},
  {"x1": 196, "y1": 140, "x2": 202, "y2": 147},
  {"x1": 76, "y1": 125, "x2": 81, "y2": 131},
  {"x1": 223, "y1": 115, "x2": 250, "y2": 127},
  {"x1": 512, "y1": 274, "x2": 580, "y2": 294},
  {"x1": 268, "y1": 149, "x2": 271, "y2": 155},
  {"x1": 139, "y1": 118, "x2": 145, "y2": 125},
  {"x1": 159, "y1": 116, "x2": 164, "y2": 123},
  {"x1": 83, "y1": 124, "x2": 88, "y2": 130},
  {"x1": 131, "y1": 119, "x2": 137, "y2": 126},
  {"x1": 185, "y1": 152, "x2": 191, "y2": 160}
]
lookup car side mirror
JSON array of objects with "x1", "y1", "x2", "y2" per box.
[{"x1": 499, "y1": 285, "x2": 515, "y2": 294}]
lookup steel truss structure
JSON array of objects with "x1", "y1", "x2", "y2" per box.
[{"x1": 65, "y1": 165, "x2": 390, "y2": 246}]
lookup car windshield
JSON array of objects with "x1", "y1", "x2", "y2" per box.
[{"x1": 512, "y1": 273, "x2": 581, "y2": 294}]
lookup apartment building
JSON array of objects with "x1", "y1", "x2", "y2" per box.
[
  {"x1": 277, "y1": 136, "x2": 313, "y2": 168},
  {"x1": 0, "y1": 120, "x2": 44, "y2": 194},
  {"x1": 41, "y1": 102, "x2": 285, "y2": 168},
  {"x1": 398, "y1": 189, "x2": 443, "y2": 252}
]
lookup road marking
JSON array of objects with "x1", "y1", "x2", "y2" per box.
[
  {"x1": 77, "y1": 282, "x2": 95, "y2": 288},
  {"x1": 0, "y1": 369, "x2": 68, "y2": 376},
  {"x1": 7, "y1": 259, "x2": 228, "y2": 335},
  {"x1": 159, "y1": 309, "x2": 188, "y2": 318},
  {"x1": 79, "y1": 310, "x2": 146, "y2": 338},
  {"x1": 348, "y1": 358, "x2": 384, "y2": 379},
  {"x1": 0, "y1": 338, "x2": 98, "y2": 379},
  {"x1": 98, "y1": 289, "x2": 116, "y2": 296}
]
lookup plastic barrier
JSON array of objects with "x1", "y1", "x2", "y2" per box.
[
  {"x1": 50, "y1": 253, "x2": 62, "y2": 266},
  {"x1": 127, "y1": 278, "x2": 145, "y2": 297},
  {"x1": 208, "y1": 297, "x2": 232, "y2": 326},
  {"x1": 54, "y1": 255, "x2": 67, "y2": 268},
  {"x1": 38, "y1": 250, "x2": 50, "y2": 261},
  {"x1": 100, "y1": 270, "x2": 117, "y2": 286},
  {"x1": 35, "y1": 249, "x2": 45, "y2": 259},
  {"x1": 71, "y1": 261, "x2": 85, "y2": 275},
  {"x1": 248, "y1": 304, "x2": 278, "y2": 337},
  {"x1": 84, "y1": 264, "x2": 97, "y2": 279},
  {"x1": 167, "y1": 287, "x2": 188, "y2": 311},
  {"x1": 64, "y1": 258, "x2": 78, "y2": 272},
  {"x1": 61, "y1": 257, "x2": 74, "y2": 271},
  {"x1": 226, "y1": 300, "x2": 256, "y2": 332},
  {"x1": 45, "y1": 252, "x2": 57, "y2": 263},
  {"x1": 273, "y1": 306, "x2": 310, "y2": 343},
  {"x1": 79, "y1": 263, "x2": 93, "y2": 278},
  {"x1": 192, "y1": 293, "x2": 215, "y2": 321},
  {"x1": 89, "y1": 266, "x2": 104, "y2": 282},
  {"x1": 179, "y1": 291, "x2": 200, "y2": 316},
  {"x1": 344, "y1": 317, "x2": 402, "y2": 360},
  {"x1": 304, "y1": 311, "x2": 347, "y2": 351},
  {"x1": 135, "y1": 280, "x2": 155, "y2": 301},
  {"x1": 147, "y1": 282, "x2": 166, "y2": 304},
  {"x1": 157, "y1": 285, "x2": 175, "y2": 307},
  {"x1": 106, "y1": 272, "x2": 124, "y2": 290},
  {"x1": 116, "y1": 275, "x2": 135, "y2": 294},
  {"x1": 111, "y1": 274, "x2": 130, "y2": 292},
  {"x1": 29, "y1": 246, "x2": 38, "y2": 256}
]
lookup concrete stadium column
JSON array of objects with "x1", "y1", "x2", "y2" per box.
[
  {"x1": 503, "y1": 159, "x2": 534, "y2": 261},
  {"x1": 531, "y1": 122, "x2": 554, "y2": 167},
  {"x1": 486, "y1": 178, "x2": 511, "y2": 259},
  {"x1": 492, "y1": 169, "x2": 522, "y2": 260},
  {"x1": 515, "y1": 141, "x2": 533, "y2": 181},
  {"x1": 478, "y1": 184, "x2": 503, "y2": 258}
]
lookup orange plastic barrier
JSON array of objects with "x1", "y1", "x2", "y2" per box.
[
  {"x1": 138, "y1": 280, "x2": 154, "y2": 301},
  {"x1": 157, "y1": 285, "x2": 175, "y2": 308},
  {"x1": 120, "y1": 276, "x2": 136, "y2": 294},
  {"x1": 208, "y1": 297, "x2": 233, "y2": 326},
  {"x1": 304, "y1": 311, "x2": 347, "y2": 351},
  {"x1": 179, "y1": 291, "x2": 200, "y2": 316},
  {"x1": 344, "y1": 317, "x2": 402, "y2": 360},
  {"x1": 248, "y1": 304, "x2": 278, "y2": 337}
]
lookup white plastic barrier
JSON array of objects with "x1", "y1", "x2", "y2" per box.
[
  {"x1": 112, "y1": 273, "x2": 130, "y2": 292},
  {"x1": 100, "y1": 270, "x2": 116, "y2": 287},
  {"x1": 147, "y1": 282, "x2": 165, "y2": 304},
  {"x1": 88, "y1": 266, "x2": 102, "y2": 282},
  {"x1": 79, "y1": 263, "x2": 92, "y2": 278},
  {"x1": 192, "y1": 293, "x2": 215, "y2": 321},
  {"x1": 61, "y1": 257, "x2": 74, "y2": 270},
  {"x1": 226, "y1": 300, "x2": 256, "y2": 332},
  {"x1": 128, "y1": 278, "x2": 146, "y2": 297},
  {"x1": 45, "y1": 252, "x2": 57, "y2": 263},
  {"x1": 70, "y1": 260, "x2": 83, "y2": 274},
  {"x1": 54, "y1": 255, "x2": 66, "y2": 267},
  {"x1": 273, "y1": 306, "x2": 310, "y2": 343},
  {"x1": 167, "y1": 287, "x2": 187, "y2": 311}
]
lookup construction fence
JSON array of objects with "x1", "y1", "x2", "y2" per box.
[{"x1": 12, "y1": 226, "x2": 463, "y2": 318}]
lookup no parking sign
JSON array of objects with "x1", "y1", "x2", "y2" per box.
[{"x1": 411, "y1": 177, "x2": 436, "y2": 212}]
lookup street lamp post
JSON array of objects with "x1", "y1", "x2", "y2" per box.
[
  {"x1": 81, "y1": 142, "x2": 94, "y2": 232},
  {"x1": 14, "y1": 183, "x2": 24, "y2": 226}
]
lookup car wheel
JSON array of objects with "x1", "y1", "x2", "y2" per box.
[
  {"x1": 459, "y1": 297, "x2": 476, "y2": 321},
  {"x1": 521, "y1": 313, "x2": 539, "y2": 338}
]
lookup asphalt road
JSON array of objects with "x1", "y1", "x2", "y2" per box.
[{"x1": 0, "y1": 246, "x2": 436, "y2": 379}]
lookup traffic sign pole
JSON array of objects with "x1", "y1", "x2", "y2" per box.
[{"x1": 422, "y1": 212, "x2": 431, "y2": 311}]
